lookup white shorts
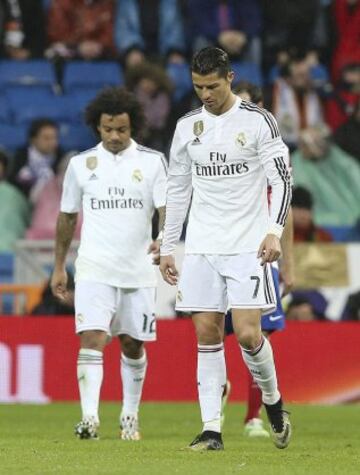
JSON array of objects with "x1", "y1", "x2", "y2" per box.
[
  {"x1": 175, "y1": 253, "x2": 276, "y2": 314},
  {"x1": 74, "y1": 281, "x2": 156, "y2": 341}
]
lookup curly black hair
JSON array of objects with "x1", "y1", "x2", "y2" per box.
[{"x1": 85, "y1": 87, "x2": 146, "y2": 140}]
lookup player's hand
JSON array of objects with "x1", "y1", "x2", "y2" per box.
[
  {"x1": 257, "y1": 234, "x2": 281, "y2": 266},
  {"x1": 159, "y1": 255, "x2": 178, "y2": 285},
  {"x1": 279, "y1": 262, "x2": 295, "y2": 297},
  {"x1": 148, "y1": 240, "x2": 161, "y2": 265},
  {"x1": 50, "y1": 267, "x2": 68, "y2": 302}
]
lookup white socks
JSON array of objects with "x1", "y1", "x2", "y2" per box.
[
  {"x1": 197, "y1": 343, "x2": 226, "y2": 433},
  {"x1": 121, "y1": 352, "x2": 147, "y2": 416},
  {"x1": 240, "y1": 337, "x2": 281, "y2": 405},
  {"x1": 77, "y1": 348, "x2": 103, "y2": 423}
]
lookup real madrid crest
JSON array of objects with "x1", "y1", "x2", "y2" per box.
[
  {"x1": 193, "y1": 120, "x2": 204, "y2": 137},
  {"x1": 132, "y1": 169, "x2": 143, "y2": 182},
  {"x1": 86, "y1": 156, "x2": 98, "y2": 170},
  {"x1": 236, "y1": 132, "x2": 247, "y2": 147}
]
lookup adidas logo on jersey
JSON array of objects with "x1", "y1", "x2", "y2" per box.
[
  {"x1": 191, "y1": 137, "x2": 201, "y2": 145},
  {"x1": 89, "y1": 173, "x2": 98, "y2": 180}
]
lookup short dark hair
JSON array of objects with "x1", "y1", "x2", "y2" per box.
[
  {"x1": 191, "y1": 47, "x2": 231, "y2": 78},
  {"x1": 233, "y1": 81, "x2": 263, "y2": 105},
  {"x1": 29, "y1": 118, "x2": 57, "y2": 140},
  {"x1": 85, "y1": 87, "x2": 146, "y2": 140},
  {"x1": 292, "y1": 186, "x2": 313, "y2": 210}
]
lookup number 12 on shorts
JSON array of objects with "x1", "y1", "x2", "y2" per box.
[{"x1": 142, "y1": 313, "x2": 156, "y2": 333}]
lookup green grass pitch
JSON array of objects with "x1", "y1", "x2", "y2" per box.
[{"x1": 1, "y1": 403, "x2": 359, "y2": 475}]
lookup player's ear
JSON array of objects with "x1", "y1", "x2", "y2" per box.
[{"x1": 227, "y1": 71, "x2": 234, "y2": 84}]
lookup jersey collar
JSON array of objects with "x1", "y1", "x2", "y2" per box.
[
  {"x1": 98, "y1": 139, "x2": 138, "y2": 161},
  {"x1": 203, "y1": 95, "x2": 241, "y2": 119}
]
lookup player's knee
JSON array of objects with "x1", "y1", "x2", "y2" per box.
[
  {"x1": 120, "y1": 334, "x2": 144, "y2": 359},
  {"x1": 236, "y1": 326, "x2": 262, "y2": 350},
  {"x1": 79, "y1": 330, "x2": 107, "y2": 351},
  {"x1": 194, "y1": 321, "x2": 223, "y2": 345}
]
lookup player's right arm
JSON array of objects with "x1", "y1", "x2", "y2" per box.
[
  {"x1": 160, "y1": 124, "x2": 192, "y2": 285},
  {"x1": 51, "y1": 158, "x2": 82, "y2": 300},
  {"x1": 51, "y1": 212, "x2": 78, "y2": 300}
]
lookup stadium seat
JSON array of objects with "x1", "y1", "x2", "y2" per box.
[
  {"x1": 58, "y1": 123, "x2": 96, "y2": 152},
  {"x1": 63, "y1": 89, "x2": 101, "y2": 123},
  {"x1": 232, "y1": 61, "x2": 263, "y2": 87},
  {"x1": 5, "y1": 86, "x2": 55, "y2": 112},
  {"x1": 0, "y1": 252, "x2": 14, "y2": 314},
  {"x1": 166, "y1": 63, "x2": 192, "y2": 102},
  {"x1": 0, "y1": 124, "x2": 27, "y2": 151},
  {"x1": 11, "y1": 94, "x2": 74, "y2": 125},
  {"x1": 0, "y1": 252, "x2": 14, "y2": 282},
  {"x1": 0, "y1": 95, "x2": 11, "y2": 123},
  {"x1": 322, "y1": 225, "x2": 360, "y2": 242},
  {"x1": 63, "y1": 61, "x2": 124, "y2": 92},
  {"x1": 0, "y1": 60, "x2": 56, "y2": 92}
]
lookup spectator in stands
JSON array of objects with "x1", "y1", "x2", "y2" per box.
[
  {"x1": 261, "y1": 0, "x2": 321, "y2": 73},
  {"x1": 26, "y1": 151, "x2": 82, "y2": 240},
  {"x1": 0, "y1": 0, "x2": 23, "y2": 57},
  {"x1": 292, "y1": 126, "x2": 360, "y2": 227},
  {"x1": 10, "y1": 118, "x2": 63, "y2": 199},
  {"x1": 0, "y1": 0, "x2": 45, "y2": 59},
  {"x1": 125, "y1": 62, "x2": 173, "y2": 151},
  {"x1": 326, "y1": 63, "x2": 360, "y2": 130},
  {"x1": 271, "y1": 56, "x2": 325, "y2": 150},
  {"x1": 331, "y1": 0, "x2": 360, "y2": 81},
  {"x1": 333, "y1": 100, "x2": 360, "y2": 163},
  {"x1": 292, "y1": 186, "x2": 332, "y2": 243},
  {"x1": 16, "y1": 0, "x2": 46, "y2": 58},
  {"x1": 31, "y1": 273, "x2": 75, "y2": 316},
  {"x1": 115, "y1": 0, "x2": 186, "y2": 67},
  {"x1": 0, "y1": 149, "x2": 30, "y2": 251},
  {"x1": 46, "y1": 0, "x2": 116, "y2": 60},
  {"x1": 342, "y1": 290, "x2": 360, "y2": 320},
  {"x1": 184, "y1": 0, "x2": 262, "y2": 65},
  {"x1": 233, "y1": 81, "x2": 263, "y2": 106},
  {"x1": 286, "y1": 292, "x2": 328, "y2": 321}
]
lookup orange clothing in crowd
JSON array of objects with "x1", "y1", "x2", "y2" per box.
[{"x1": 294, "y1": 225, "x2": 333, "y2": 243}]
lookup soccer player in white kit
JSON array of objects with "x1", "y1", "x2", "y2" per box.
[
  {"x1": 51, "y1": 87, "x2": 167, "y2": 440},
  {"x1": 160, "y1": 48, "x2": 292, "y2": 451}
]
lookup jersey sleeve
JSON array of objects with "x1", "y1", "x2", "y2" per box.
[
  {"x1": 160, "y1": 125, "x2": 192, "y2": 256},
  {"x1": 258, "y1": 113, "x2": 292, "y2": 238},
  {"x1": 152, "y1": 154, "x2": 168, "y2": 209},
  {"x1": 60, "y1": 159, "x2": 82, "y2": 213}
]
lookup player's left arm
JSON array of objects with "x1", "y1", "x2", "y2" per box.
[
  {"x1": 280, "y1": 207, "x2": 295, "y2": 296},
  {"x1": 258, "y1": 113, "x2": 292, "y2": 265}
]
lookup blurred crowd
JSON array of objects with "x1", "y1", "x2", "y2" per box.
[{"x1": 0, "y1": 0, "x2": 359, "y2": 320}]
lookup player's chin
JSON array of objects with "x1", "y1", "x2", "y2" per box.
[{"x1": 107, "y1": 143, "x2": 123, "y2": 153}]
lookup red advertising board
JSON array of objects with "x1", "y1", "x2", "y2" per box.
[{"x1": 1, "y1": 317, "x2": 360, "y2": 404}]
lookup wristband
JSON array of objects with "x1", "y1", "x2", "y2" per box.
[{"x1": 267, "y1": 224, "x2": 283, "y2": 239}]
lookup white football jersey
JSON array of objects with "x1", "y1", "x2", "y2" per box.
[
  {"x1": 161, "y1": 97, "x2": 291, "y2": 255},
  {"x1": 61, "y1": 140, "x2": 167, "y2": 287}
]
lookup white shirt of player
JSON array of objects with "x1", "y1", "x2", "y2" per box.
[
  {"x1": 161, "y1": 97, "x2": 291, "y2": 255},
  {"x1": 61, "y1": 140, "x2": 167, "y2": 287}
]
